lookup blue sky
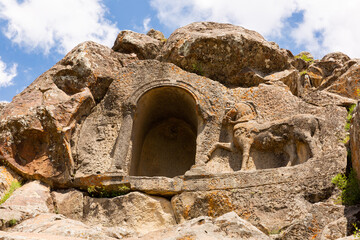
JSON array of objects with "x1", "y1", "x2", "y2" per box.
[{"x1": 0, "y1": 0, "x2": 360, "y2": 102}]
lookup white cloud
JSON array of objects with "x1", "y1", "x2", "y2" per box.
[
  {"x1": 292, "y1": 1, "x2": 360, "y2": 58},
  {"x1": 143, "y1": 18, "x2": 151, "y2": 33},
  {"x1": 150, "y1": 0, "x2": 360, "y2": 58},
  {"x1": 150, "y1": 0, "x2": 298, "y2": 38},
  {"x1": 0, "y1": 0, "x2": 119, "y2": 54},
  {"x1": 0, "y1": 57, "x2": 17, "y2": 87}
]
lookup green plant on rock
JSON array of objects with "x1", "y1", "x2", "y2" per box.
[
  {"x1": 269, "y1": 228, "x2": 282, "y2": 235},
  {"x1": 342, "y1": 104, "x2": 356, "y2": 144},
  {"x1": 345, "y1": 104, "x2": 356, "y2": 132},
  {"x1": 87, "y1": 185, "x2": 130, "y2": 198},
  {"x1": 0, "y1": 180, "x2": 22, "y2": 205},
  {"x1": 295, "y1": 53, "x2": 314, "y2": 64},
  {"x1": 8, "y1": 219, "x2": 17, "y2": 227},
  {"x1": 300, "y1": 70, "x2": 308, "y2": 76},
  {"x1": 332, "y1": 169, "x2": 360, "y2": 205},
  {"x1": 353, "y1": 223, "x2": 360, "y2": 239}
]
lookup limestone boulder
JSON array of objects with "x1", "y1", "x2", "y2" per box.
[
  {"x1": 0, "y1": 41, "x2": 137, "y2": 186},
  {"x1": 7, "y1": 213, "x2": 128, "y2": 240},
  {"x1": 146, "y1": 28, "x2": 166, "y2": 42},
  {"x1": 263, "y1": 69, "x2": 300, "y2": 95},
  {"x1": 83, "y1": 191, "x2": 176, "y2": 235},
  {"x1": 322, "y1": 52, "x2": 351, "y2": 65},
  {"x1": 325, "y1": 61, "x2": 360, "y2": 99},
  {"x1": 0, "y1": 181, "x2": 54, "y2": 229},
  {"x1": 51, "y1": 188, "x2": 84, "y2": 220},
  {"x1": 159, "y1": 22, "x2": 292, "y2": 87},
  {"x1": 130, "y1": 212, "x2": 270, "y2": 240},
  {"x1": 112, "y1": 30, "x2": 164, "y2": 59}
]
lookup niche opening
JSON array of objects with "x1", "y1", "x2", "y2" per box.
[{"x1": 130, "y1": 87, "x2": 199, "y2": 177}]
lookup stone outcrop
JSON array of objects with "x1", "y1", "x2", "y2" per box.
[
  {"x1": 4, "y1": 213, "x2": 128, "y2": 240},
  {"x1": 0, "y1": 102, "x2": 8, "y2": 115},
  {"x1": 0, "y1": 41, "x2": 137, "y2": 185},
  {"x1": 159, "y1": 22, "x2": 292, "y2": 87},
  {"x1": 351, "y1": 104, "x2": 360, "y2": 181},
  {"x1": 0, "y1": 181, "x2": 54, "y2": 229},
  {"x1": 51, "y1": 188, "x2": 84, "y2": 220},
  {"x1": 0, "y1": 21, "x2": 359, "y2": 238},
  {"x1": 113, "y1": 30, "x2": 164, "y2": 59},
  {"x1": 83, "y1": 192, "x2": 176, "y2": 235},
  {"x1": 131, "y1": 212, "x2": 270, "y2": 240}
]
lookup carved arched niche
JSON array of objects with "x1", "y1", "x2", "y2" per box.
[{"x1": 129, "y1": 86, "x2": 200, "y2": 177}]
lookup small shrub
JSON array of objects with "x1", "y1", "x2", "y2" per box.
[
  {"x1": 87, "y1": 185, "x2": 130, "y2": 198},
  {"x1": 0, "y1": 180, "x2": 22, "y2": 205},
  {"x1": 8, "y1": 219, "x2": 17, "y2": 227},
  {"x1": 269, "y1": 228, "x2": 281, "y2": 235},
  {"x1": 345, "y1": 104, "x2": 356, "y2": 132},
  {"x1": 353, "y1": 223, "x2": 360, "y2": 239},
  {"x1": 295, "y1": 53, "x2": 314, "y2": 63},
  {"x1": 332, "y1": 169, "x2": 360, "y2": 205}
]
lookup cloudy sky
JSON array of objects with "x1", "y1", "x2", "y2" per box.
[{"x1": 0, "y1": 0, "x2": 359, "y2": 102}]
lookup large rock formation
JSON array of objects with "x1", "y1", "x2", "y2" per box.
[{"x1": 0, "y1": 22, "x2": 359, "y2": 239}]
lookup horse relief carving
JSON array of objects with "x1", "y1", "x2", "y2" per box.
[{"x1": 207, "y1": 102, "x2": 318, "y2": 171}]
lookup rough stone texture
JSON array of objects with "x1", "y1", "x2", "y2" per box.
[
  {"x1": 0, "y1": 22, "x2": 355, "y2": 238},
  {"x1": 0, "y1": 231, "x2": 84, "y2": 240},
  {"x1": 83, "y1": 192, "x2": 176, "y2": 235},
  {"x1": 0, "y1": 41, "x2": 137, "y2": 186},
  {"x1": 146, "y1": 28, "x2": 166, "y2": 42},
  {"x1": 8, "y1": 213, "x2": 128, "y2": 240},
  {"x1": 171, "y1": 161, "x2": 345, "y2": 238},
  {"x1": 0, "y1": 181, "x2": 54, "y2": 229},
  {"x1": 129, "y1": 212, "x2": 270, "y2": 240},
  {"x1": 159, "y1": 22, "x2": 292, "y2": 87},
  {"x1": 0, "y1": 166, "x2": 21, "y2": 200},
  {"x1": 325, "y1": 61, "x2": 360, "y2": 99},
  {"x1": 113, "y1": 30, "x2": 163, "y2": 59},
  {"x1": 320, "y1": 217, "x2": 348, "y2": 240},
  {"x1": 322, "y1": 52, "x2": 351, "y2": 65},
  {"x1": 351, "y1": 104, "x2": 360, "y2": 181},
  {"x1": 51, "y1": 188, "x2": 84, "y2": 220},
  {"x1": 0, "y1": 102, "x2": 8, "y2": 115},
  {"x1": 263, "y1": 69, "x2": 300, "y2": 95}
]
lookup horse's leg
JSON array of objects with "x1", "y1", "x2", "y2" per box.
[
  {"x1": 206, "y1": 142, "x2": 233, "y2": 161},
  {"x1": 237, "y1": 135, "x2": 253, "y2": 170}
]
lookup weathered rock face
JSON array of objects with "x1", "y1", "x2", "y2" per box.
[
  {"x1": 0, "y1": 102, "x2": 8, "y2": 115},
  {"x1": 0, "y1": 41, "x2": 137, "y2": 185},
  {"x1": 159, "y1": 22, "x2": 293, "y2": 87},
  {"x1": 51, "y1": 188, "x2": 84, "y2": 220},
  {"x1": 295, "y1": 51, "x2": 360, "y2": 101},
  {"x1": 351, "y1": 104, "x2": 360, "y2": 180},
  {"x1": 0, "y1": 181, "x2": 54, "y2": 229},
  {"x1": 0, "y1": 21, "x2": 356, "y2": 238},
  {"x1": 113, "y1": 30, "x2": 164, "y2": 59},
  {"x1": 0, "y1": 166, "x2": 21, "y2": 200},
  {"x1": 6, "y1": 213, "x2": 128, "y2": 240},
  {"x1": 325, "y1": 61, "x2": 360, "y2": 99},
  {"x1": 83, "y1": 192, "x2": 176, "y2": 235},
  {"x1": 131, "y1": 212, "x2": 270, "y2": 240}
]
